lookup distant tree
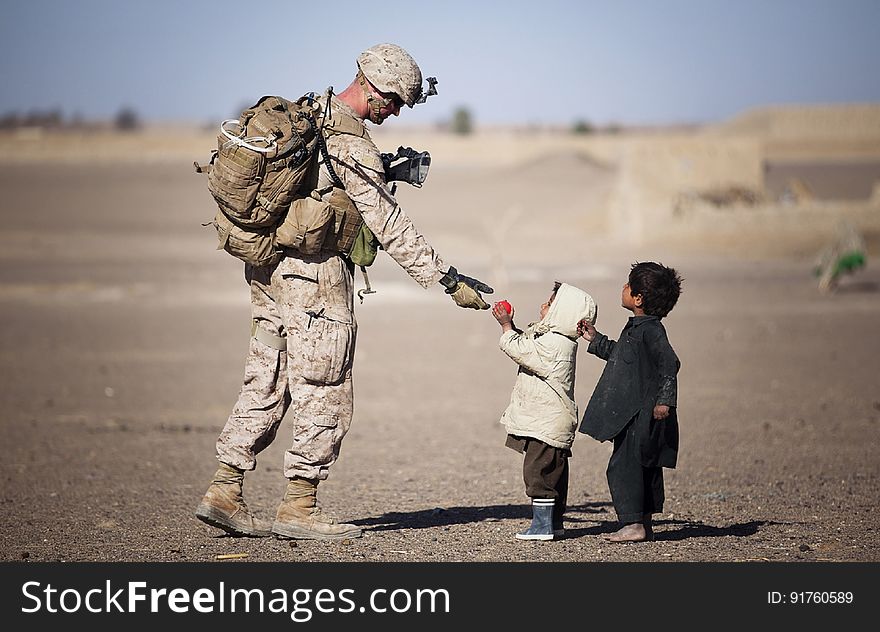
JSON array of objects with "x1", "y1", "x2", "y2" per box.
[
  {"x1": 115, "y1": 107, "x2": 141, "y2": 131},
  {"x1": 572, "y1": 119, "x2": 595, "y2": 135},
  {"x1": 0, "y1": 111, "x2": 21, "y2": 129},
  {"x1": 23, "y1": 109, "x2": 63, "y2": 128},
  {"x1": 45, "y1": 108, "x2": 63, "y2": 128},
  {"x1": 451, "y1": 106, "x2": 473, "y2": 135}
]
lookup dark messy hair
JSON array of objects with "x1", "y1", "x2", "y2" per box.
[{"x1": 628, "y1": 262, "x2": 682, "y2": 317}]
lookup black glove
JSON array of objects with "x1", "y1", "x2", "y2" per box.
[{"x1": 439, "y1": 266, "x2": 494, "y2": 310}]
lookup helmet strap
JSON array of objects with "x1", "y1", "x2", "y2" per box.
[{"x1": 357, "y1": 70, "x2": 392, "y2": 123}]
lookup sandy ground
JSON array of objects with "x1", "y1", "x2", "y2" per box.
[{"x1": 0, "y1": 132, "x2": 878, "y2": 565}]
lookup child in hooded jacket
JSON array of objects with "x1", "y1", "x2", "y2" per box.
[{"x1": 492, "y1": 282, "x2": 597, "y2": 540}]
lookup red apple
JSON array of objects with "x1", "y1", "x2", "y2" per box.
[{"x1": 496, "y1": 300, "x2": 512, "y2": 314}]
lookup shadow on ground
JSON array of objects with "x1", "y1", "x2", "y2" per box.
[
  {"x1": 564, "y1": 518, "x2": 778, "y2": 541},
  {"x1": 358, "y1": 505, "x2": 778, "y2": 543},
  {"x1": 356, "y1": 502, "x2": 612, "y2": 531},
  {"x1": 834, "y1": 280, "x2": 878, "y2": 293}
]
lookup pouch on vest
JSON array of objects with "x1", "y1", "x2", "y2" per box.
[
  {"x1": 275, "y1": 192, "x2": 334, "y2": 256},
  {"x1": 348, "y1": 224, "x2": 379, "y2": 267},
  {"x1": 324, "y1": 187, "x2": 380, "y2": 267}
]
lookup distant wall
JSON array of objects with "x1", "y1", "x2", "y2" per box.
[
  {"x1": 709, "y1": 104, "x2": 880, "y2": 161},
  {"x1": 712, "y1": 104, "x2": 880, "y2": 140},
  {"x1": 606, "y1": 136, "x2": 763, "y2": 243}
]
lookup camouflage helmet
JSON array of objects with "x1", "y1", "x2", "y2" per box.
[{"x1": 357, "y1": 43, "x2": 423, "y2": 107}]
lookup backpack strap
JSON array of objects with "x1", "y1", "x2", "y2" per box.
[
  {"x1": 324, "y1": 115, "x2": 369, "y2": 139},
  {"x1": 320, "y1": 94, "x2": 370, "y2": 140}
]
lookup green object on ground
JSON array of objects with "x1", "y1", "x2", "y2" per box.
[{"x1": 834, "y1": 251, "x2": 866, "y2": 276}]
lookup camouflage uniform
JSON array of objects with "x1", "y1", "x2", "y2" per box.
[{"x1": 216, "y1": 95, "x2": 446, "y2": 480}]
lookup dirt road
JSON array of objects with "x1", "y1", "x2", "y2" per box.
[{"x1": 1, "y1": 159, "x2": 878, "y2": 564}]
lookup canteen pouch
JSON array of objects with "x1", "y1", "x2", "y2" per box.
[{"x1": 275, "y1": 193, "x2": 335, "y2": 256}]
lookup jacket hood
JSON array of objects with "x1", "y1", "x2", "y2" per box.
[{"x1": 536, "y1": 283, "x2": 597, "y2": 339}]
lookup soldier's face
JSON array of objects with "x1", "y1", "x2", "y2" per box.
[
  {"x1": 370, "y1": 85, "x2": 403, "y2": 124},
  {"x1": 376, "y1": 91, "x2": 403, "y2": 123}
]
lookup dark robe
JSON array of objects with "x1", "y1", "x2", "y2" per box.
[{"x1": 578, "y1": 315, "x2": 680, "y2": 468}]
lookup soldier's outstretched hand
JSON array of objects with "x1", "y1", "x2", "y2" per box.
[{"x1": 439, "y1": 266, "x2": 494, "y2": 310}]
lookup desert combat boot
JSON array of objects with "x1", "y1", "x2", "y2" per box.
[
  {"x1": 272, "y1": 477, "x2": 362, "y2": 540},
  {"x1": 195, "y1": 462, "x2": 270, "y2": 537}
]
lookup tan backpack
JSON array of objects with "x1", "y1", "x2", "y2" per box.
[
  {"x1": 195, "y1": 94, "x2": 330, "y2": 266},
  {"x1": 196, "y1": 92, "x2": 380, "y2": 271}
]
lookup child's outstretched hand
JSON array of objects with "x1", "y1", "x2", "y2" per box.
[
  {"x1": 492, "y1": 301, "x2": 514, "y2": 331},
  {"x1": 577, "y1": 318, "x2": 597, "y2": 341}
]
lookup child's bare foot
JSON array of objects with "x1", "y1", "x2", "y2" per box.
[
  {"x1": 643, "y1": 516, "x2": 654, "y2": 541},
  {"x1": 606, "y1": 522, "x2": 650, "y2": 543}
]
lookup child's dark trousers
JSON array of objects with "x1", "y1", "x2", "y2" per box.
[
  {"x1": 608, "y1": 418, "x2": 665, "y2": 523},
  {"x1": 506, "y1": 435, "x2": 570, "y2": 512}
]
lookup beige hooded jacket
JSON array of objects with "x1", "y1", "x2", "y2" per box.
[{"x1": 499, "y1": 284, "x2": 597, "y2": 449}]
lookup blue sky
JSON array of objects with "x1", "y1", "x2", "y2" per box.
[{"x1": 1, "y1": 0, "x2": 878, "y2": 126}]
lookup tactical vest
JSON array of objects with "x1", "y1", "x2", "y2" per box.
[{"x1": 319, "y1": 109, "x2": 381, "y2": 268}]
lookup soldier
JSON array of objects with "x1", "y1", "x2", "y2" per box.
[{"x1": 195, "y1": 44, "x2": 493, "y2": 540}]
